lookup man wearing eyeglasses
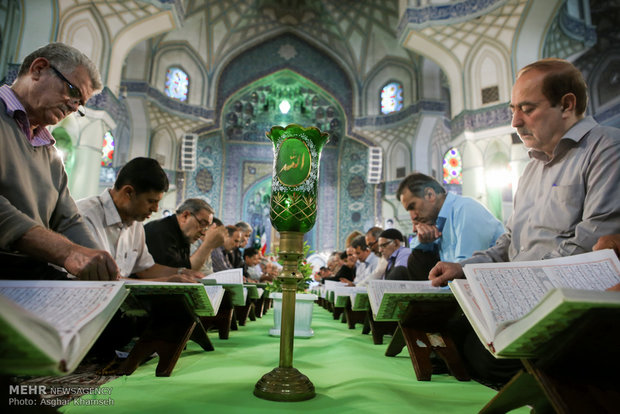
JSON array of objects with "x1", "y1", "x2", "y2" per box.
[
  {"x1": 145, "y1": 198, "x2": 226, "y2": 272},
  {"x1": 0, "y1": 42, "x2": 120, "y2": 281},
  {"x1": 377, "y1": 229, "x2": 411, "y2": 280},
  {"x1": 77, "y1": 157, "x2": 203, "y2": 282}
]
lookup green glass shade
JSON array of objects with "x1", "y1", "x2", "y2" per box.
[{"x1": 267, "y1": 124, "x2": 329, "y2": 233}]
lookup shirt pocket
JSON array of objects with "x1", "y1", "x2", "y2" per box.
[{"x1": 540, "y1": 184, "x2": 584, "y2": 234}]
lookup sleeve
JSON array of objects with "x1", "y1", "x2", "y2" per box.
[
  {"x1": 211, "y1": 248, "x2": 228, "y2": 272},
  {"x1": 394, "y1": 248, "x2": 411, "y2": 268},
  {"x1": 48, "y1": 155, "x2": 99, "y2": 249},
  {"x1": 0, "y1": 196, "x2": 40, "y2": 250}
]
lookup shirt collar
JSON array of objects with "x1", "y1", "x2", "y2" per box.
[
  {"x1": 0, "y1": 84, "x2": 55, "y2": 147},
  {"x1": 100, "y1": 189, "x2": 124, "y2": 228},
  {"x1": 528, "y1": 116, "x2": 596, "y2": 162},
  {"x1": 434, "y1": 192, "x2": 455, "y2": 232}
]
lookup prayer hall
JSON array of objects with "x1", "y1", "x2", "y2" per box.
[{"x1": 1, "y1": 1, "x2": 619, "y2": 413}]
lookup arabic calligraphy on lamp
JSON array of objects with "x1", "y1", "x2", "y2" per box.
[{"x1": 267, "y1": 124, "x2": 329, "y2": 233}]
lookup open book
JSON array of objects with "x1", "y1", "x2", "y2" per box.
[
  {"x1": 367, "y1": 280, "x2": 452, "y2": 321},
  {"x1": 450, "y1": 249, "x2": 620, "y2": 358},
  {"x1": 202, "y1": 268, "x2": 243, "y2": 284},
  {"x1": 124, "y1": 281, "x2": 224, "y2": 317},
  {"x1": 0, "y1": 280, "x2": 128, "y2": 375},
  {"x1": 201, "y1": 268, "x2": 245, "y2": 306}
]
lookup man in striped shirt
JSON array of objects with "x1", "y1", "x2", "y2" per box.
[{"x1": 0, "y1": 43, "x2": 118, "y2": 281}]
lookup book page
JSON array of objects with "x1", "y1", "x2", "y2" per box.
[
  {"x1": 449, "y1": 280, "x2": 492, "y2": 345},
  {"x1": 541, "y1": 250, "x2": 620, "y2": 290},
  {"x1": 204, "y1": 285, "x2": 224, "y2": 314},
  {"x1": 0, "y1": 281, "x2": 126, "y2": 352},
  {"x1": 203, "y1": 268, "x2": 243, "y2": 284},
  {"x1": 466, "y1": 266, "x2": 554, "y2": 331},
  {"x1": 464, "y1": 249, "x2": 620, "y2": 336}
]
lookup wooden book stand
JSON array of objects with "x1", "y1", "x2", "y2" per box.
[
  {"x1": 366, "y1": 308, "x2": 398, "y2": 345},
  {"x1": 480, "y1": 308, "x2": 620, "y2": 413},
  {"x1": 235, "y1": 295, "x2": 255, "y2": 326},
  {"x1": 385, "y1": 298, "x2": 469, "y2": 381},
  {"x1": 344, "y1": 297, "x2": 366, "y2": 329},
  {"x1": 200, "y1": 289, "x2": 235, "y2": 340},
  {"x1": 114, "y1": 294, "x2": 213, "y2": 377}
]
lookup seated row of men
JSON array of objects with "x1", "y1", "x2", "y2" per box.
[
  {"x1": 315, "y1": 170, "x2": 506, "y2": 286},
  {"x1": 76, "y1": 156, "x2": 277, "y2": 284},
  {"x1": 1, "y1": 43, "x2": 619, "y2": 390}
]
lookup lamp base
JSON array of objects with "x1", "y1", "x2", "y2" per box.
[{"x1": 254, "y1": 367, "x2": 315, "y2": 402}]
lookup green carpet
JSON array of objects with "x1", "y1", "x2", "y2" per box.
[{"x1": 60, "y1": 305, "x2": 526, "y2": 414}]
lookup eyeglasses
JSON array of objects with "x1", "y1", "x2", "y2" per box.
[
  {"x1": 378, "y1": 240, "x2": 394, "y2": 249},
  {"x1": 190, "y1": 212, "x2": 210, "y2": 229},
  {"x1": 50, "y1": 66, "x2": 85, "y2": 117}
]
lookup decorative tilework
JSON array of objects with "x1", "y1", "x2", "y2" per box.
[
  {"x1": 242, "y1": 175, "x2": 273, "y2": 254},
  {"x1": 123, "y1": 80, "x2": 214, "y2": 121},
  {"x1": 216, "y1": 33, "x2": 353, "y2": 124},
  {"x1": 184, "y1": 131, "x2": 223, "y2": 213},
  {"x1": 1, "y1": 63, "x2": 19, "y2": 86},
  {"x1": 221, "y1": 142, "x2": 274, "y2": 225},
  {"x1": 337, "y1": 137, "x2": 373, "y2": 249},
  {"x1": 353, "y1": 112, "x2": 423, "y2": 149},
  {"x1": 355, "y1": 100, "x2": 447, "y2": 128},
  {"x1": 450, "y1": 103, "x2": 511, "y2": 138},
  {"x1": 543, "y1": 3, "x2": 596, "y2": 60},
  {"x1": 559, "y1": 3, "x2": 597, "y2": 45},
  {"x1": 397, "y1": 0, "x2": 504, "y2": 31},
  {"x1": 316, "y1": 146, "x2": 338, "y2": 253},
  {"x1": 398, "y1": 0, "x2": 527, "y2": 64},
  {"x1": 220, "y1": 71, "x2": 345, "y2": 147}
]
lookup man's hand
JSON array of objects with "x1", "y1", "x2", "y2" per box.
[
  {"x1": 413, "y1": 222, "x2": 441, "y2": 244},
  {"x1": 165, "y1": 274, "x2": 201, "y2": 283},
  {"x1": 178, "y1": 267, "x2": 205, "y2": 281},
  {"x1": 593, "y1": 234, "x2": 620, "y2": 258},
  {"x1": 428, "y1": 261, "x2": 464, "y2": 287},
  {"x1": 201, "y1": 225, "x2": 226, "y2": 249},
  {"x1": 64, "y1": 245, "x2": 120, "y2": 281},
  {"x1": 339, "y1": 278, "x2": 354, "y2": 286},
  {"x1": 15, "y1": 226, "x2": 120, "y2": 281}
]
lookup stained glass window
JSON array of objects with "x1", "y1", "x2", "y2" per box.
[
  {"x1": 101, "y1": 131, "x2": 114, "y2": 167},
  {"x1": 443, "y1": 147, "x2": 462, "y2": 185},
  {"x1": 380, "y1": 82, "x2": 403, "y2": 114},
  {"x1": 164, "y1": 67, "x2": 189, "y2": 101}
]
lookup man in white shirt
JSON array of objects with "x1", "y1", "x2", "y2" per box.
[
  {"x1": 77, "y1": 157, "x2": 203, "y2": 281},
  {"x1": 341, "y1": 235, "x2": 379, "y2": 286}
]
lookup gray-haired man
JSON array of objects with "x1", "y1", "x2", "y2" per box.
[
  {"x1": 145, "y1": 198, "x2": 225, "y2": 271},
  {"x1": 0, "y1": 42, "x2": 118, "y2": 280}
]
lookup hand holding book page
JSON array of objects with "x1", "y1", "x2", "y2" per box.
[
  {"x1": 0, "y1": 280, "x2": 128, "y2": 374},
  {"x1": 202, "y1": 268, "x2": 244, "y2": 284},
  {"x1": 451, "y1": 249, "x2": 620, "y2": 356}
]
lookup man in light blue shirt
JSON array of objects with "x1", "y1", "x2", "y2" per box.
[{"x1": 396, "y1": 173, "x2": 504, "y2": 280}]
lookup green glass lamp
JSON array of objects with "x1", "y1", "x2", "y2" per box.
[{"x1": 254, "y1": 124, "x2": 329, "y2": 402}]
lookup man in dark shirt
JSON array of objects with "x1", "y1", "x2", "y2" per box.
[{"x1": 144, "y1": 198, "x2": 224, "y2": 271}]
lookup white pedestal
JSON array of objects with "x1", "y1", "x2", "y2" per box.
[{"x1": 269, "y1": 292, "x2": 317, "y2": 338}]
